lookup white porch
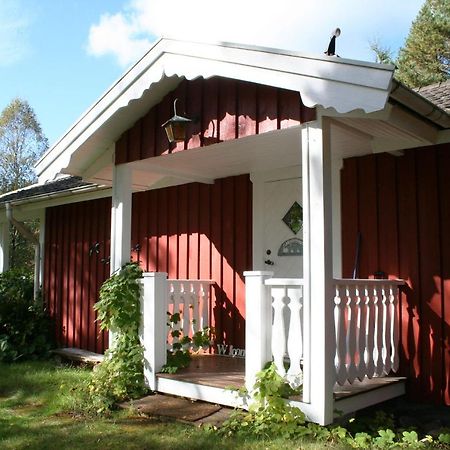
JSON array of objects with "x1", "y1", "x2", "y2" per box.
[
  {"x1": 104, "y1": 117, "x2": 409, "y2": 425},
  {"x1": 139, "y1": 273, "x2": 405, "y2": 425}
]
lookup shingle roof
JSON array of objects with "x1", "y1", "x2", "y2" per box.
[
  {"x1": 415, "y1": 80, "x2": 450, "y2": 112},
  {"x1": 0, "y1": 176, "x2": 96, "y2": 204}
]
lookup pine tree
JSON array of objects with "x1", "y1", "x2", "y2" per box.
[
  {"x1": 396, "y1": 0, "x2": 450, "y2": 88},
  {"x1": 370, "y1": 41, "x2": 395, "y2": 65}
]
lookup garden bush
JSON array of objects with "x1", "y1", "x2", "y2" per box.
[
  {"x1": 87, "y1": 262, "x2": 147, "y2": 414},
  {"x1": 0, "y1": 268, "x2": 54, "y2": 361}
]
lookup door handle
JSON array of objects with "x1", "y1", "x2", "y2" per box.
[{"x1": 264, "y1": 259, "x2": 274, "y2": 266}]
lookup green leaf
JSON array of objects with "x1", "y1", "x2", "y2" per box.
[{"x1": 402, "y1": 430, "x2": 419, "y2": 444}]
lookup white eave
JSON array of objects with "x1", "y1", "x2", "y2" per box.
[
  {"x1": 389, "y1": 79, "x2": 450, "y2": 129},
  {"x1": 35, "y1": 37, "x2": 396, "y2": 183}
]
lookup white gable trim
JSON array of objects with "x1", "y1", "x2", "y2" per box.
[{"x1": 35, "y1": 38, "x2": 394, "y2": 183}]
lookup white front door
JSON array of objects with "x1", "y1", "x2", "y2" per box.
[{"x1": 262, "y1": 175, "x2": 303, "y2": 278}]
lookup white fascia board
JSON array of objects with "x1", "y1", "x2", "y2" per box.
[
  {"x1": 390, "y1": 80, "x2": 450, "y2": 129},
  {"x1": 0, "y1": 186, "x2": 112, "y2": 222},
  {"x1": 35, "y1": 38, "x2": 394, "y2": 183}
]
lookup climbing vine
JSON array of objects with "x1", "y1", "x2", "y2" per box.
[
  {"x1": 219, "y1": 363, "x2": 306, "y2": 438},
  {"x1": 217, "y1": 362, "x2": 450, "y2": 448},
  {"x1": 88, "y1": 262, "x2": 147, "y2": 413},
  {"x1": 161, "y1": 311, "x2": 214, "y2": 374}
]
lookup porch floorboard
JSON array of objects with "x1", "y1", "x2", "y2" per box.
[
  {"x1": 157, "y1": 355, "x2": 405, "y2": 401},
  {"x1": 157, "y1": 354, "x2": 245, "y2": 389}
]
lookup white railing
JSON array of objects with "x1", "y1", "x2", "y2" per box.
[
  {"x1": 139, "y1": 273, "x2": 215, "y2": 390},
  {"x1": 167, "y1": 279, "x2": 215, "y2": 350},
  {"x1": 244, "y1": 272, "x2": 405, "y2": 397},
  {"x1": 265, "y1": 278, "x2": 304, "y2": 387},
  {"x1": 333, "y1": 279, "x2": 404, "y2": 385}
]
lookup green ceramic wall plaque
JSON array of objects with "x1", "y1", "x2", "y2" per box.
[{"x1": 278, "y1": 237, "x2": 303, "y2": 256}]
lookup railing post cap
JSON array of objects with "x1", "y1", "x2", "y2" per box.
[
  {"x1": 142, "y1": 272, "x2": 168, "y2": 279},
  {"x1": 243, "y1": 270, "x2": 274, "y2": 277}
]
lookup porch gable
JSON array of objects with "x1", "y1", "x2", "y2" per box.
[{"x1": 115, "y1": 77, "x2": 315, "y2": 165}]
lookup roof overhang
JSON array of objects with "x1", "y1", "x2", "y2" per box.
[
  {"x1": 35, "y1": 38, "x2": 396, "y2": 183},
  {"x1": 389, "y1": 79, "x2": 450, "y2": 129}
]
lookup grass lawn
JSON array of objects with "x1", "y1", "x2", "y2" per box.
[{"x1": 0, "y1": 360, "x2": 342, "y2": 450}]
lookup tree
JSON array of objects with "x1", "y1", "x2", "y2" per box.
[
  {"x1": 396, "y1": 0, "x2": 450, "y2": 88},
  {"x1": 0, "y1": 99, "x2": 48, "y2": 269},
  {"x1": 0, "y1": 98, "x2": 48, "y2": 193},
  {"x1": 370, "y1": 41, "x2": 395, "y2": 65}
]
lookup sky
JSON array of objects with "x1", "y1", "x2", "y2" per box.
[{"x1": 0, "y1": 0, "x2": 425, "y2": 147}]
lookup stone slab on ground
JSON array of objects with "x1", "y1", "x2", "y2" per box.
[
  {"x1": 52, "y1": 348, "x2": 104, "y2": 365},
  {"x1": 194, "y1": 407, "x2": 234, "y2": 427},
  {"x1": 121, "y1": 394, "x2": 222, "y2": 422}
]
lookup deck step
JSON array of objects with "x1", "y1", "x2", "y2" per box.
[{"x1": 52, "y1": 347, "x2": 104, "y2": 365}]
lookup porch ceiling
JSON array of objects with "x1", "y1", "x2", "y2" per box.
[
  {"x1": 129, "y1": 112, "x2": 442, "y2": 190},
  {"x1": 331, "y1": 101, "x2": 443, "y2": 156},
  {"x1": 125, "y1": 127, "x2": 303, "y2": 190}
]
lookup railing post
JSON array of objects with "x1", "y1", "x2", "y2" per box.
[
  {"x1": 140, "y1": 272, "x2": 168, "y2": 391},
  {"x1": 244, "y1": 271, "x2": 273, "y2": 392}
]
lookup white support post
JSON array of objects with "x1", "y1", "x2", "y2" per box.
[
  {"x1": 38, "y1": 210, "x2": 46, "y2": 289},
  {"x1": 249, "y1": 174, "x2": 265, "y2": 270},
  {"x1": 0, "y1": 222, "x2": 10, "y2": 273},
  {"x1": 110, "y1": 162, "x2": 132, "y2": 346},
  {"x1": 331, "y1": 149, "x2": 343, "y2": 279},
  {"x1": 244, "y1": 270, "x2": 273, "y2": 392},
  {"x1": 110, "y1": 163, "x2": 132, "y2": 275},
  {"x1": 301, "y1": 117, "x2": 335, "y2": 425},
  {"x1": 140, "y1": 272, "x2": 168, "y2": 391}
]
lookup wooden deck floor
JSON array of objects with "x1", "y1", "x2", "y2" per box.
[
  {"x1": 158, "y1": 354, "x2": 245, "y2": 389},
  {"x1": 157, "y1": 354, "x2": 405, "y2": 400}
]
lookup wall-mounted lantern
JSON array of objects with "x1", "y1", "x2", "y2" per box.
[{"x1": 162, "y1": 98, "x2": 192, "y2": 143}]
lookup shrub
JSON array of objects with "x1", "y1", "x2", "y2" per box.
[
  {"x1": 0, "y1": 268, "x2": 54, "y2": 362},
  {"x1": 217, "y1": 363, "x2": 450, "y2": 448},
  {"x1": 86, "y1": 262, "x2": 147, "y2": 414}
]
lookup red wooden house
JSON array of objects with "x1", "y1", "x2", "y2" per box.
[{"x1": 0, "y1": 39, "x2": 449, "y2": 424}]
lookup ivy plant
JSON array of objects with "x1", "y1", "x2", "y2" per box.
[
  {"x1": 219, "y1": 363, "x2": 306, "y2": 439},
  {"x1": 161, "y1": 311, "x2": 214, "y2": 374},
  {"x1": 88, "y1": 262, "x2": 147, "y2": 413},
  {"x1": 216, "y1": 362, "x2": 450, "y2": 448}
]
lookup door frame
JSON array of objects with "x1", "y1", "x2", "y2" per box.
[
  {"x1": 251, "y1": 160, "x2": 342, "y2": 277},
  {"x1": 250, "y1": 165, "x2": 302, "y2": 273}
]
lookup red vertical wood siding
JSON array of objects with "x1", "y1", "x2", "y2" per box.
[
  {"x1": 44, "y1": 174, "x2": 252, "y2": 353},
  {"x1": 115, "y1": 77, "x2": 315, "y2": 164},
  {"x1": 438, "y1": 149, "x2": 450, "y2": 405},
  {"x1": 44, "y1": 198, "x2": 111, "y2": 353},
  {"x1": 131, "y1": 174, "x2": 252, "y2": 348},
  {"x1": 341, "y1": 144, "x2": 450, "y2": 405}
]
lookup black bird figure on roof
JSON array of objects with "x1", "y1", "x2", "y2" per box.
[{"x1": 325, "y1": 28, "x2": 341, "y2": 57}]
